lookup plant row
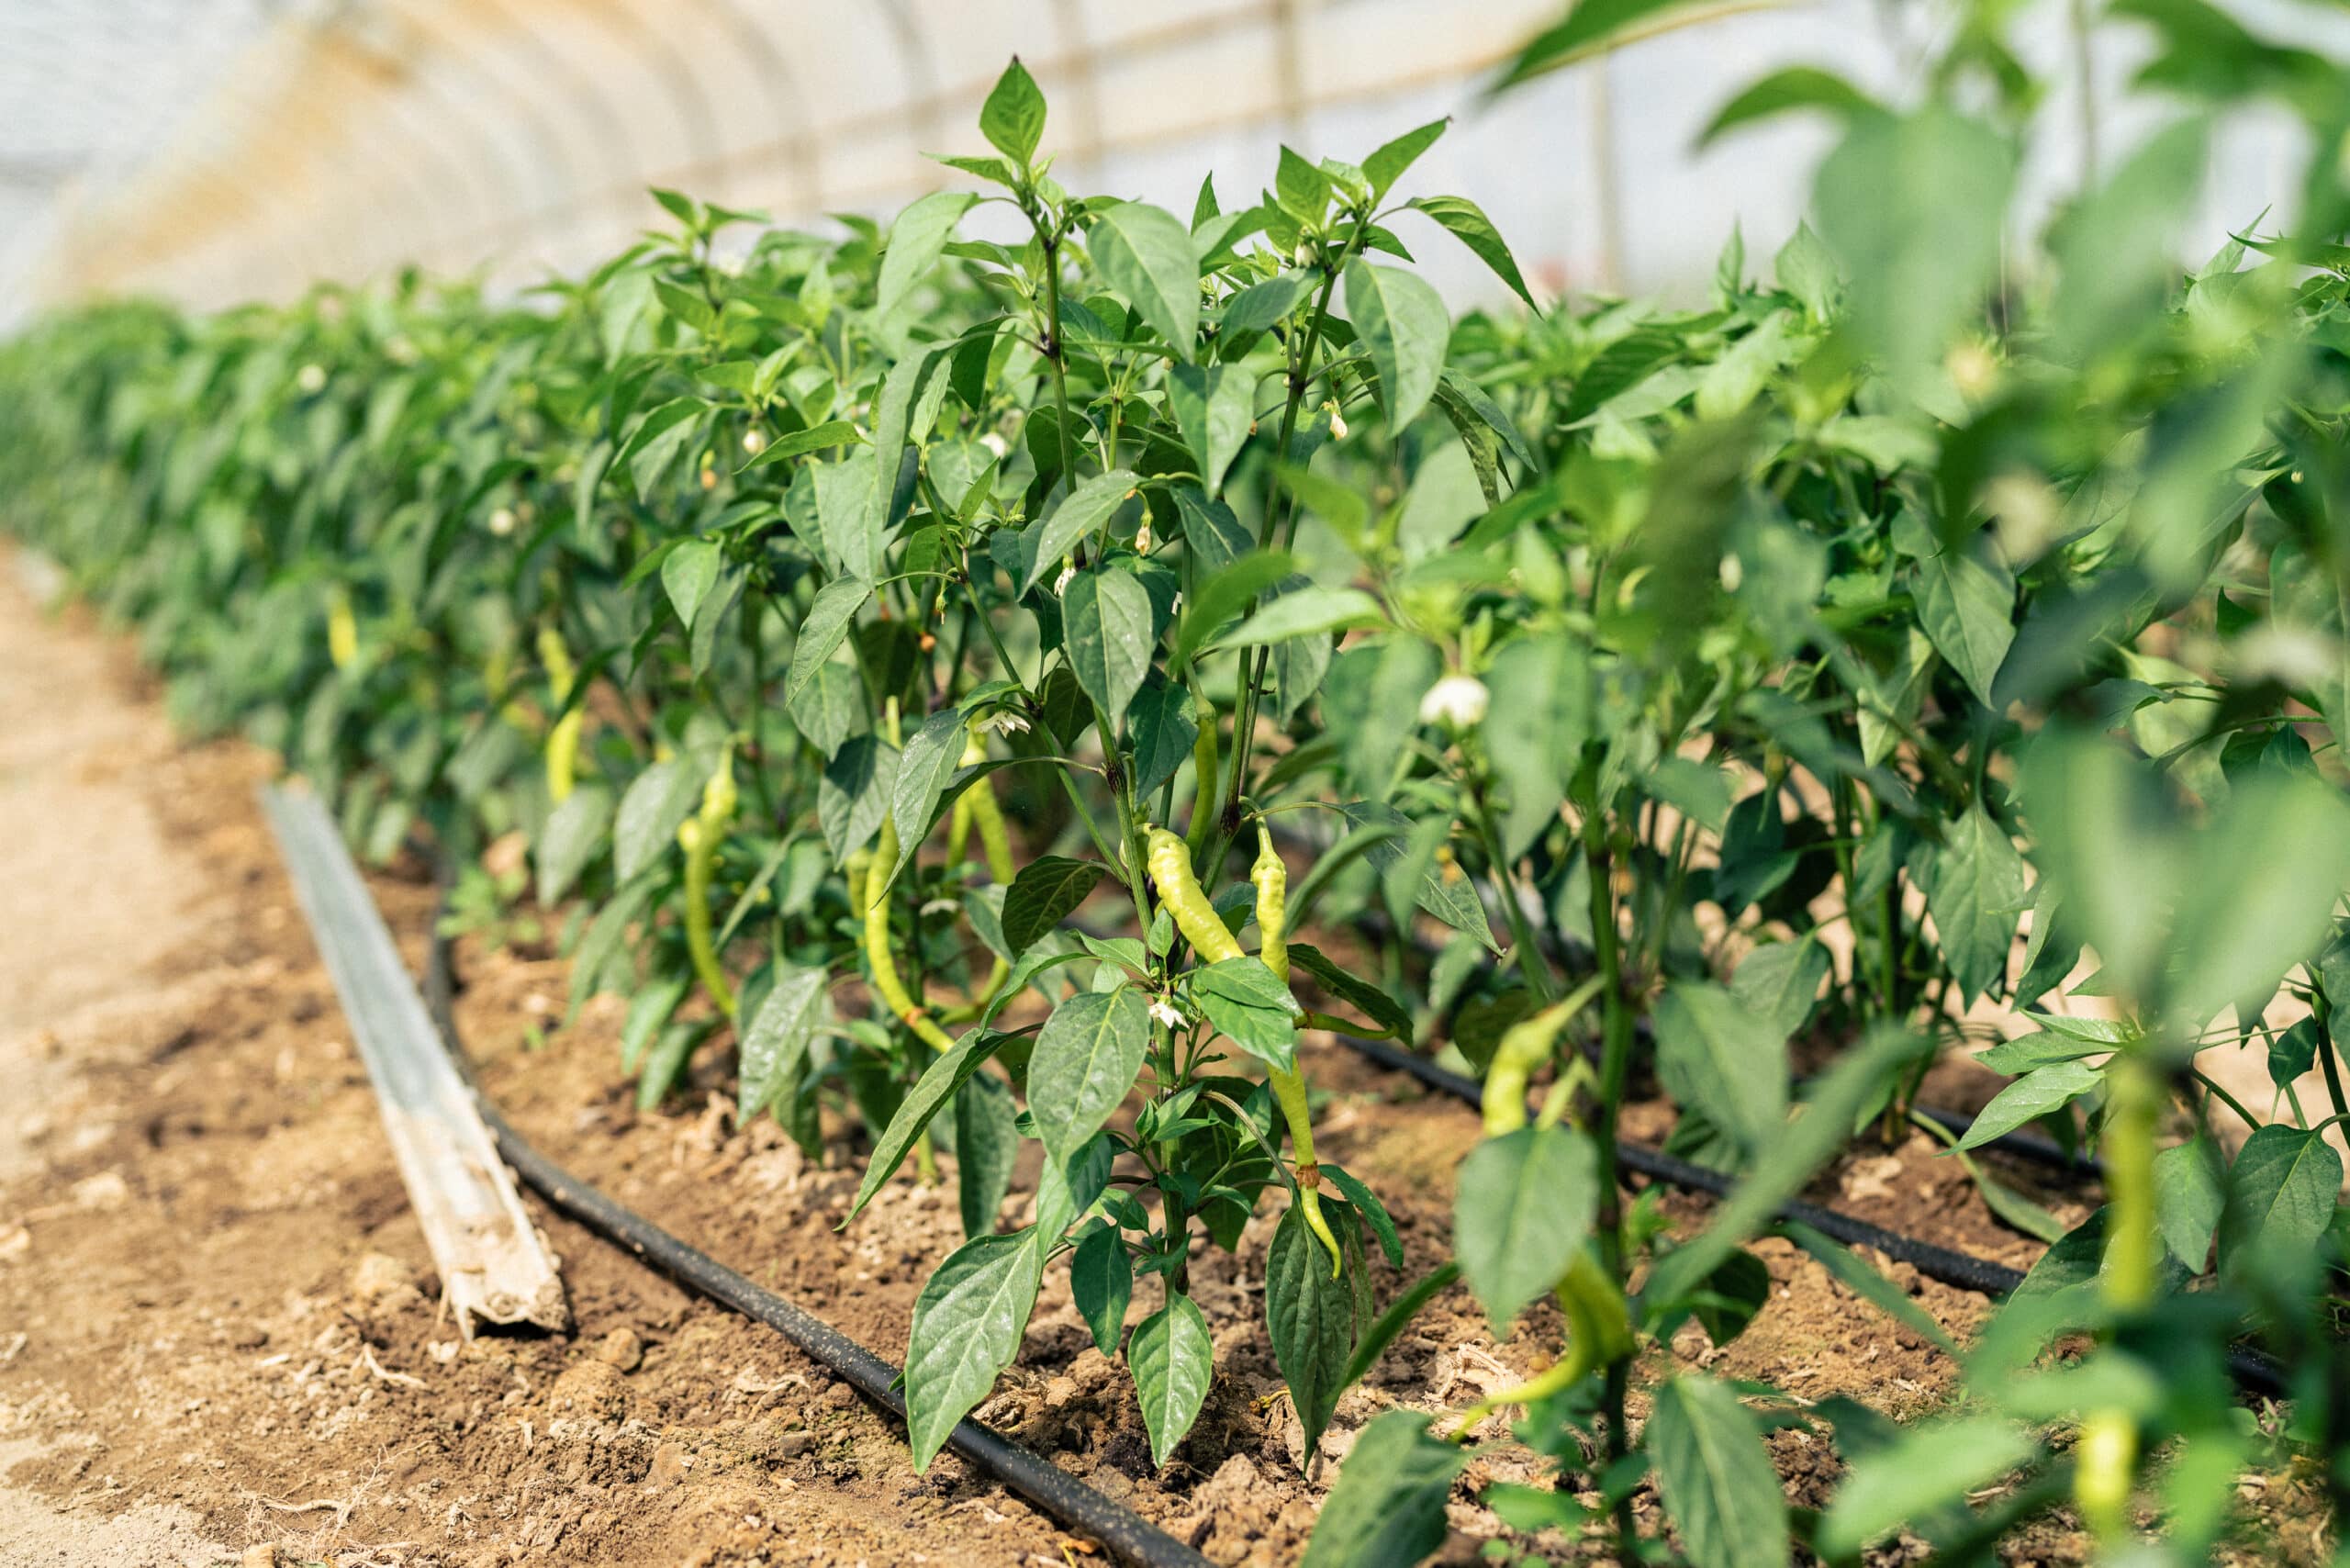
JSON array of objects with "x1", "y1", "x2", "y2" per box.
[{"x1": 11, "y1": 6, "x2": 2350, "y2": 1560}]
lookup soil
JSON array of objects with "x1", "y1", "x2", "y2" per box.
[{"x1": 0, "y1": 554, "x2": 2329, "y2": 1567}]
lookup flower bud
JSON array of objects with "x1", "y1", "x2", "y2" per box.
[{"x1": 1417, "y1": 673, "x2": 1490, "y2": 728}]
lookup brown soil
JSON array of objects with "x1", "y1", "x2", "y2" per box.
[{"x1": 0, "y1": 556, "x2": 2327, "y2": 1567}]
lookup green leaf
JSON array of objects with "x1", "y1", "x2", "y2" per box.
[
  {"x1": 738, "y1": 419, "x2": 859, "y2": 473},
  {"x1": 1773, "y1": 221, "x2": 1842, "y2": 320},
  {"x1": 1952, "y1": 1060, "x2": 2099, "y2": 1152},
  {"x1": 614, "y1": 756, "x2": 702, "y2": 882},
  {"x1": 1071, "y1": 1222, "x2": 1133, "y2": 1354},
  {"x1": 883, "y1": 708, "x2": 970, "y2": 886},
  {"x1": 1273, "y1": 145, "x2": 1333, "y2": 221},
  {"x1": 956, "y1": 1072, "x2": 1020, "y2": 1238},
  {"x1": 1062, "y1": 566, "x2": 1155, "y2": 733},
  {"x1": 1493, "y1": 0, "x2": 1717, "y2": 87},
  {"x1": 1088, "y1": 202, "x2": 1201, "y2": 361},
  {"x1": 1035, "y1": 1132, "x2": 1116, "y2": 1241},
  {"x1": 621, "y1": 976, "x2": 688, "y2": 1072},
  {"x1": 2173, "y1": 773, "x2": 2350, "y2": 1027},
  {"x1": 1911, "y1": 546, "x2": 2014, "y2": 708},
  {"x1": 1648, "y1": 1375, "x2": 1789, "y2": 1568},
  {"x1": 1453, "y1": 1126, "x2": 1599, "y2": 1330},
  {"x1": 1131, "y1": 1293, "x2": 1214, "y2": 1468},
  {"x1": 1729, "y1": 941, "x2": 1829, "y2": 1041},
  {"x1": 1028, "y1": 987, "x2": 1151, "y2": 1168},
  {"x1": 817, "y1": 734, "x2": 897, "y2": 861},
  {"x1": 1221, "y1": 273, "x2": 1316, "y2": 339},
  {"x1": 2218, "y1": 1123, "x2": 2344, "y2": 1275},
  {"x1": 1406, "y1": 196, "x2": 1536, "y2": 308},
  {"x1": 536, "y1": 784, "x2": 613, "y2": 906},
  {"x1": 877, "y1": 191, "x2": 976, "y2": 325},
  {"x1": 1022, "y1": 468, "x2": 1140, "y2": 595},
  {"x1": 1302, "y1": 1411, "x2": 1468, "y2": 1568},
  {"x1": 1166, "y1": 364, "x2": 1253, "y2": 496},
  {"x1": 1221, "y1": 584, "x2": 1384, "y2": 648},
  {"x1": 1644, "y1": 1025, "x2": 1930, "y2": 1303},
  {"x1": 1816, "y1": 1417, "x2": 2036, "y2": 1558},
  {"x1": 1174, "y1": 549, "x2": 1295, "y2": 670},
  {"x1": 1002, "y1": 856, "x2": 1108, "y2": 956},
  {"x1": 1266, "y1": 1204, "x2": 1355, "y2": 1458},
  {"x1": 1645, "y1": 756, "x2": 1734, "y2": 834},
  {"x1": 1813, "y1": 106, "x2": 2017, "y2": 396},
  {"x1": 1699, "y1": 66, "x2": 1880, "y2": 148},
  {"x1": 2154, "y1": 1133, "x2": 2224, "y2": 1272},
  {"x1": 904, "y1": 1227, "x2": 1047, "y2": 1470},
  {"x1": 1192, "y1": 956, "x2": 1301, "y2": 1070},
  {"x1": 1127, "y1": 675, "x2": 1199, "y2": 797},
  {"x1": 788, "y1": 661, "x2": 864, "y2": 760},
  {"x1": 661, "y1": 539, "x2": 722, "y2": 627},
  {"x1": 654, "y1": 276, "x2": 716, "y2": 335},
  {"x1": 786, "y1": 577, "x2": 871, "y2": 704},
  {"x1": 979, "y1": 58, "x2": 1046, "y2": 164},
  {"x1": 738, "y1": 964, "x2": 828, "y2": 1117},
  {"x1": 1288, "y1": 942, "x2": 1412, "y2": 1041},
  {"x1": 1363, "y1": 118, "x2": 1449, "y2": 202},
  {"x1": 1653, "y1": 981, "x2": 1788, "y2": 1157},
  {"x1": 621, "y1": 397, "x2": 707, "y2": 500},
  {"x1": 1321, "y1": 1164, "x2": 1404, "y2": 1267},
  {"x1": 1342, "y1": 258, "x2": 1449, "y2": 430},
  {"x1": 1481, "y1": 631, "x2": 1589, "y2": 857},
  {"x1": 1335, "y1": 801, "x2": 1498, "y2": 950},
  {"x1": 845, "y1": 1027, "x2": 1008, "y2": 1224},
  {"x1": 1924, "y1": 803, "x2": 2026, "y2": 1006}
]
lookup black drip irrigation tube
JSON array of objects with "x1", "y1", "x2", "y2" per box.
[
  {"x1": 1324, "y1": 1032, "x2": 2290, "y2": 1399},
  {"x1": 386, "y1": 891, "x2": 1210, "y2": 1567}
]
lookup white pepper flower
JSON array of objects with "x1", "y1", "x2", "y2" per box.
[
  {"x1": 1054, "y1": 562, "x2": 1077, "y2": 596},
  {"x1": 487, "y1": 507, "x2": 517, "y2": 537},
  {"x1": 979, "y1": 431, "x2": 1011, "y2": 459},
  {"x1": 742, "y1": 429, "x2": 767, "y2": 455},
  {"x1": 1418, "y1": 673, "x2": 1490, "y2": 728},
  {"x1": 1135, "y1": 520, "x2": 1153, "y2": 553},
  {"x1": 1323, "y1": 400, "x2": 1348, "y2": 441},
  {"x1": 1149, "y1": 997, "x2": 1187, "y2": 1031},
  {"x1": 296, "y1": 364, "x2": 326, "y2": 395}
]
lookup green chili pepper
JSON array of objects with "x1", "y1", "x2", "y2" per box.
[{"x1": 679, "y1": 752, "x2": 738, "y2": 1018}]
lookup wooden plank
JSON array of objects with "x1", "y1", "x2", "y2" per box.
[{"x1": 261, "y1": 782, "x2": 568, "y2": 1337}]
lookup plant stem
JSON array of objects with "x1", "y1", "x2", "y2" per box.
[
  {"x1": 1035, "y1": 226, "x2": 1080, "y2": 492},
  {"x1": 1472, "y1": 766, "x2": 1559, "y2": 1003},
  {"x1": 742, "y1": 585, "x2": 776, "y2": 822},
  {"x1": 1580, "y1": 807, "x2": 1639, "y2": 1561},
  {"x1": 2189, "y1": 1065, "x2": 2261, "y2": 1132},
  {"x1": 1221, "y1": 242, "x2": 1357, "y2": 834},
  {"x1": 2318, "y1": 1014, "x2": 2350, "y2": 1122}
]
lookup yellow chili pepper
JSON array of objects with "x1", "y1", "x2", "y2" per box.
[
  {"x1": 538, "y1": 625, "x2": 583, "y2": 803},
  {"x1": 2073, "y1": 1407, "x2": 2137, "y2": 1542},
  {"x1": 864, "y1": 815, "x2": 958, "y2": 1054},
  {"x1": 1184, "y1": 689, "x2": 1220, "y2": 861},
  {"x1": 328, "y1": 590, "x2": 358, "y2": 671},
  {"x1": 1448, "y1": 1249, "x2": 1631, "y2": 1438},
  {"x1": 939, "y1": 725, "x2": 1015, "y2": 1022},
  {"x1": 1147, "y1": 825, "x2": 1341, "y2": 1274}
]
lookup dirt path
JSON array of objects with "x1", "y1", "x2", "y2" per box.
[{"x1": 10, "y1": 550, "x2": 2305, "y2": 1567}]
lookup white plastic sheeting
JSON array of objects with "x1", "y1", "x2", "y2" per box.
[{"x1": 6, "y1": 0, "x2": 2346, "y2": 318}]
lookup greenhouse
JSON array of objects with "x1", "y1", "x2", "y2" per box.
[{"x1": 4, "y1": 1, "x2": 2350, "y2": 1565}]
